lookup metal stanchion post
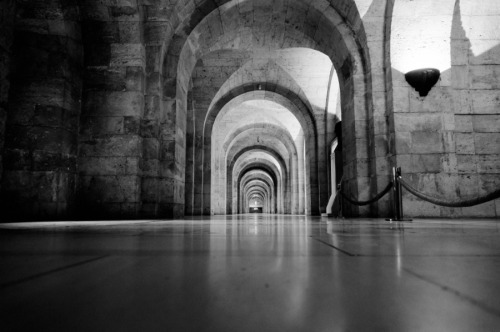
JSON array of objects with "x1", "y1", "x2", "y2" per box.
[
  {"x1": 387, "y1": 167, "x2": 398, "y2": 222},
  {"x1": 396, "y1": 167, "x2": 403, "y2": 220},
  {"x1": 395, "y1": 167, "x2": 402, "y2": 220},
  {"x1": 398, "y1": 167, "x2": 413, "y2": 221},
  {"x1": 387, "y1": 166, "x2": 412, "y2": 223}
]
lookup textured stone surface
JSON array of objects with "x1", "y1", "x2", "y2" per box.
[{"x1": 0, "y1": 0, "x2": 498, "y2": 220}]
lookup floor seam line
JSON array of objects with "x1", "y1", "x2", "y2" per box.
[
  {"x1": 403, "y1": 267, "x2": 500, "y2": 318},
  {"x1": 310, "y1": 236, "x2": 359, "y2": 257},
  {"x1": 0, "y1": 255, "x2": 109, "y2": 290}
]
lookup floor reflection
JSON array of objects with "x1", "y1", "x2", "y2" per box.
[{"x1": 1, "y1": 216, "x2": 500, "y2": 331}]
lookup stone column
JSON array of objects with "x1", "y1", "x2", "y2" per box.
[
  {"x1": 2, "y1": 1, "x2": 82, "y2": 219},
  {"x1": 78, "y1": 5, "x2": 144, "y2": 218},
  {"x1": 0, "y1": 0, "x2": 16, "y2": 192}
]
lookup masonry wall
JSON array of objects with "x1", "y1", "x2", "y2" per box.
[
  {"x1": 0, "y1": 0, "x2": 498, "y2": 220},
  {"x1": 390, "y1": 0, "x2": 500, "y2": 217}
]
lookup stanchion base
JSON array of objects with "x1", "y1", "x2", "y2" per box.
[{"x1": 385, "y1": 218, "x2": 413, "y2": 222}]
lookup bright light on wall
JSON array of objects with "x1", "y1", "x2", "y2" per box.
[{"x1": 391, "y1": 0, "x2": 455, "y2": 73}]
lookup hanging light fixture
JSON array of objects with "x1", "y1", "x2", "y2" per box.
[{"x1": 404, "y1": 68, "x2": 440, "y2": 97}]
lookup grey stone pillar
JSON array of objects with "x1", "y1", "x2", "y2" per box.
[
  {"x1": 0, "y1": 0, "x2": 16, "y2": 193},
  {"x1": 2, "y1": 2, "x2": 83, "y2": 220},
  {"x1": 78, "y1": 6, "x2": 144, "y2": 218}
]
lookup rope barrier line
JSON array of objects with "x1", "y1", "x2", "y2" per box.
[
  {"x1": 399, "y1": 177, "x2": 500, "y2": 208},
  {"x1": 339, "y1": 182, "x2": 393, "y2": 206},
  {"x1": 336, "y1": 166, "x2": 498, "y2": 220}
]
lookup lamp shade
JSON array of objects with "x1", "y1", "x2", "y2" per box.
[{"x1": 404, "y1": 68, "x2": 440, "y2": 97}]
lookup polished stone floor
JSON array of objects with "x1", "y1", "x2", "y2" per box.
[{"x1": 1, "y1": 215, "x2": 500, "y2": 331}]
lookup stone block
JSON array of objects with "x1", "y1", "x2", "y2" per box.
[
  {"x1": 411, "y1": 131, "x2": 444, "y2": 154},
  {"x1": 158, "y1": 177, "x2": 174, "y2": 202},
  {"x1": 79, "y1": 135, "x2": 143, "y2": 157},
  {"x1": 469, "y1": 40, "x2": 500, "y2": 66},
  {"x1": 409, "y1": 87, "x2": 453, "y2": 113},
  {"x1": 451, "y1": 65, "x2": 469, "y2": 89},
  {"x1": 452, "y1": 89, "x2": 472, "y2": 114},
  {"x1": 84, "y1": 43, "x2": 111, "y2": 67},
  {"x1": 454, "y1": 115, "x2": 473, "y2": 132},
  {"x1": 450, "y1": 40, "x2": 470, "y2": 66},
  {"x1": 84, "y1": 91, "x2": 144, "y2": 117},
  {"x1": 110, "y1": 43, "x2": 145, "y2": 68},
  {"x1": 143, "y1": 138, "x2": 159, "y2": 159},
  {"x1": 33, "y1": 151, "x2": 76, "y2": 172},
  {"x1": 118, "y1": 21, "x2": 142, "y2": 43},
  {"x1": 439, "y1": 206, "x2": 462, "y2": 218},
  {"x1": 3, "y1": 148, "x2": 30, "y2": 171},
  {"x1": 144, "y1": 95, "x2": 160, "y2": 119},
  {"x1": 456, "y1": 154, "x2": 478, "y2": 173},
  {"x1": 109, "y1": 5, "x2": 140, "y2": 20},
  {"x1": 394, "y1": 113, "x2": 442, "y2": 132},
  {"x1": 174, "y1": 179, "x2": 184, "y2": 204},
  {"x1": 474, "y1": 133, "x2": 500, "y2": 154},
  {"x1": 144, "y1": 22, "x2": 171, "y2": 46},
  {"x1": 471, "y1": 90, "x2": 500, "y2": 114},
  {"x1": 81, "y1": 116, "x2": 124, "y2": 137},
  {"x1": 441, "y1": 154, "x2": 458, "y2": 173},
  {"x1": 82, "y1": 21, "x2": 119, "y2": 44},
  {"x1": 403, "y1": 196, "x2": 440, "y2": 217},
  {"x1": 472, "y1": 115, "x2": 500, "y2": 133},
  {"x1": 479, "y1": 174, "x2": 500, "y2": 196},
  {"x1": 141, "y1": 157, "x2": 158, "y2": 175},
  {"x1": 6, "y1": 126, "x2": 76, "y2": 155},
  {"x1": 477, "y1": 155, "x2": 500, "y2": 173},
  {"x1": 33, "y1": 105, "x2": 79, "y2": 131},
  {"x1": 140, "y1": 119, "x2": 160, "y2": 138},
  {"x1": 141, "y1": 177, "x2": 159, "y2": 203},
  {"x1": 78, "y1": 157, "x2": 141, "y2": 176},
  {"x1": 455, "y1": 133, "x2": 475, "y2": 154},
  {"x1": 461, "y1": 201, "x2": 496, "y2": 218},
  {"x1": 124, "y1": 116, "x2": 141, "y2": 134},
  {"x1": 469, "y1": 65, "x2": 500, "y2": 90},
  {"x1": 458, "y1": 174, "x2": 480, "y2": 197},
  {"x1": 415, "y1": 154, "x2": 442, "y2": 173},
  {"x1": 84, "y1": 67, "x2": 126, "y2": 91},
  {"x1": 79, "y1": 175, "x2": 140, "y2": 203},
  {"x1": 31, "y1": 171, "x2": 61, "y2": 202},
  {"x1": 9, "y1": 79, "x2": 78, "y2": 125},
  {"x1": 126, "y1": 66, "x2": 145, "y2": 91}
]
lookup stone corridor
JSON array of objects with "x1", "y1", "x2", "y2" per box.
[{"x1": 1, "y1": 0, "x2": 498, "y2": 220}]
